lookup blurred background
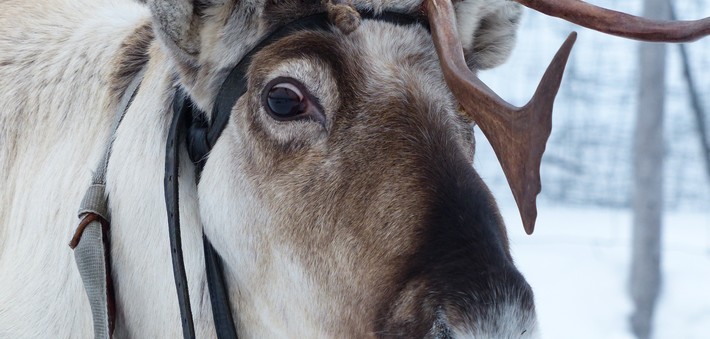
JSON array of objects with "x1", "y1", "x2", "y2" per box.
[{"x1": 474, "y1": 0, "x2": 709, "y2": 338}]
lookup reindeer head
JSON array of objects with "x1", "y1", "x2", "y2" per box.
[{"x1": 145, "y1": 0, "x2": 708, "y2": 336}]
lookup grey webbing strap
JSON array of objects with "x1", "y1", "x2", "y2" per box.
[
  {"x1": 69, "y1": 68, "x2": 146, "y2": 339},
  {"x1": 70, "y1": 215, "x2": 112, "y2": 338}
]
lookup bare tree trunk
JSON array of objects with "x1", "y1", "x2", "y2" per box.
[
  {"x1": 668, "y1": 4, "x2": 710, "y2": 186},
  {"x1": 629, "y1": 0, "x2": 669, "y2": 337}
]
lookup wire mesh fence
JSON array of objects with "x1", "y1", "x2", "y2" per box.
[{"x1": 476, "y1": 0, "x2": 710, "y2": 211}]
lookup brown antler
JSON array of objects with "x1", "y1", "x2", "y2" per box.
[
  {"x1": 425, "y1": 0, "x2": 709, "y2": 234},
  {"x1": 515, "y1": 0, "x2": 710, "y2": 43},
  {"x1": 425, "y1": 0, "x2": 576, "y2": 234}
]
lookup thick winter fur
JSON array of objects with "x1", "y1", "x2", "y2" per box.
[{"x1": 0, "y1": 0, "x2": 531, "y2": 337}]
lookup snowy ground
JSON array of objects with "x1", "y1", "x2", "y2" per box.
[{"x1": 503, "y1": 205, "x2": 710, "y2": 339}]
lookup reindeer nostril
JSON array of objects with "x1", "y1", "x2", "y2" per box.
[
  {"x1": 430, "y1": 312, "x2": 454, "y2": 339},
  {"x1": 436, "y1": 329, "x2": 454, "y2": 339}
]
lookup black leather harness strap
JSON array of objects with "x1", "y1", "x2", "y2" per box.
[
  {"x1": 165, "y1": 91, "x2": 196, "y2": 339},
  {"x1": 165, "y1": 10, "x2": 428, "y2": 339},
  {"x1": 203, "y1": 236, "x2": 237, "y2": 338}
]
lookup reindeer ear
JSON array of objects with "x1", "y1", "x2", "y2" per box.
[
  {"x1": 147, "y1": 0, "x2": 219, "y2": 64},
  {"x1": 454, "y1": 0, "x2": 522, "y2": 70},
  {"x1": 147, "y1": 0, "x2": 241, "y2": 107}
]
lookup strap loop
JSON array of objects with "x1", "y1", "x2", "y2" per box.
[{"x1": 78, "y1": 184, "x2": 109, "y2": 221}]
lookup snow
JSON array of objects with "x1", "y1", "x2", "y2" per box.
[{"x1": 505, "y1": 205, "x2": 710, "y2": 339}]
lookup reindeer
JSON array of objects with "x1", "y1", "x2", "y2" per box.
[{"x1": 0, "y1": 0, "x2": 707, "y2": 337}]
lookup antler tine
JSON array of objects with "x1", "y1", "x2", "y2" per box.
[
  {"x1": 425, "y1": 0, "x2": 577, "y2": 234},
  {"x1": 515, "y1": 0, "x2": 710, "y2": 42}
]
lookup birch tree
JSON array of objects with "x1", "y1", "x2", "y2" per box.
[{"x1": 629, "y1": 0, "x2": 669, "y2": 337}]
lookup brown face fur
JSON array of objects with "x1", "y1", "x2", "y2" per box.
[{"x1": 198, "y1": 10, "x2": 534, "y2": 336}]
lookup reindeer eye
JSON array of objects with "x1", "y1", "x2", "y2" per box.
[
  {"x1": 263, "y1": 79, "x2": 306, "y2": 119},
  {"x1": 261, "y1": 77, "x2": 326, "y2": 126}
]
